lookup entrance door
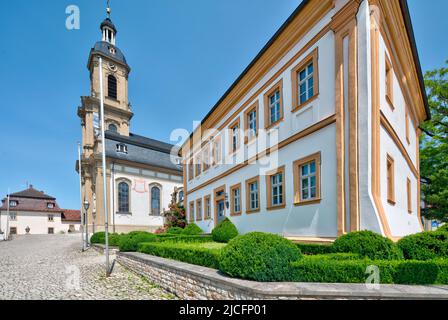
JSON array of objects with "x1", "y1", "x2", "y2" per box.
[
  {"x1": 214, "y1": 185, "x2": 226, "y2": 227},
  {"x1": 217, "y1": 200, "x2": 225, "y2": 224}
]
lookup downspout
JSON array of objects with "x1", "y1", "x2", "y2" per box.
[{"x1": 112, "y1": 162, "x2": 115, "y2": 233}]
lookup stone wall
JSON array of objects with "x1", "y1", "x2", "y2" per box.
[{"x1": 117, "y1": 252, "x2": 448, "y2": 300}]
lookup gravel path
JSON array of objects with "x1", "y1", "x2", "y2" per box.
[{"x1": 0, "y1": 234, "x2": 176, "y2": 300}]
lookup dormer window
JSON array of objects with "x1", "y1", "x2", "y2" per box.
[
  {"x1": 9, "y1": 200, "x2": 18, "y2": 207},
  {"x1": 116, "y1": 143, "x2": 128, "y2": 154},
  {"x1": 47, "y1": 203, "x2": 55, "y2": 209}
]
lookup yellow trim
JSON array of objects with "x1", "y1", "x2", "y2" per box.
[
  {"x1": 245, "y1": 176, "x2": 260, "y2": 214},
  {"x1": 291, "y1": 48, "x2": 319, "y2": 113},
  {"x1": 263, "y1": 79, "x2": 284, "y2": 130},
  {"x1": 265, "y1": 166, "x2": 286, "y2": 211},
  {"x1": 293, "y1": 152, "x2": 322, "y2": 206}
]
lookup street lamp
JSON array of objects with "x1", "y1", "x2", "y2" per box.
[{"x1": 83, "y1": 200, "x2": 90, "y2": 250}]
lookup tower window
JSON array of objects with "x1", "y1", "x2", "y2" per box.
[
  {"x1": 108, "y1": 75, "x2": 117, "y2": 100},
  {"x1": 108, "y1": 124, "x2": 118, "y2": 132}
]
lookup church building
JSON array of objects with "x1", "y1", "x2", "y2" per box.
[
  {"x1": 180, "y1": 0, "x2": 429, "y2": 242},
  {"x1": 77, "y1": 8, "x2": 183, "y2": 234}
]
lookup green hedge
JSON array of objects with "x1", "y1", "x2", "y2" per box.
[
  {"x1": 138, "y1": 242, "x2": 222, "y2": 269},
  {"x1": 118, "y1": 231, "x2": 158, "y2": 252},
  {"x1": 296, "y1": 243, "x2": 335, "y2": 255},
  {"x1": 219, "y1": 232, "x2": 302, "y2": 282},
  {"x1": 333, "y1": 231, "x2": 403, "y2": 260},
  {"x1": 291, "y1": 258, "x2": 448, "y2": 285},
  {"x1": 166, "y1": 227, "x2": 184, "y2": 235},
  {"x1": 397, "y1": 231, "x2": 448, "y2": 261},
  {"x1": 212, "y1": 218, "x2": 239, "y2": 243},
  {"x1": 304, "y1": 253, "x2": 361, "y2": 261},
  {"x1": 157, "y1": 235, "x2": 213, "y2": 243},
  {"x1": 90, "y1": 232, "x2": 121, "y2": 246},
  {"x1": 438, "y1": 224, "x2": 448, "y2": 232},
  {"x1": 182, "y1": 223, "x2": 203, "y2": 235}
]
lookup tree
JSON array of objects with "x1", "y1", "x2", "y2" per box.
[
  {"x1": 163, "y1": 203, "x2": 186, "y2": 229},
  {"x1": 420, "y1": 60, "x2": 448, "y2": 223}
]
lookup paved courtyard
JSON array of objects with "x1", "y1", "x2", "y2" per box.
[{"x1": 0, "y1": 234, "x2": 176, "y2": 300}]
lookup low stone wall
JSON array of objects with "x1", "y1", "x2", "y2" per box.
[{"x1": 117, "y1": 252, "x2": 448, "y2": 300}]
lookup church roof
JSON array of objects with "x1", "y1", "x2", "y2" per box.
[
  {"x1": 88, "y1": 41, "x2": 129, "y2": 70},
  {"x1": 105, "y1": 132, "x2": 183, "y2": 173}
]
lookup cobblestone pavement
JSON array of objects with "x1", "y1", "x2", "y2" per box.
[{"x1": 0, "y1": 234, "x2": 177, "y2": 300}]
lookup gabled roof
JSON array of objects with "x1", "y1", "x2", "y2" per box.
[
  {"x1": 9, "y1": 186, "x2": 55, "y2": 200},
  {"x1": 62, "y1": 210, "x2": 81, "y2": 222}
]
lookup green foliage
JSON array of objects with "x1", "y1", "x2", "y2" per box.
[
  {"x1": 166, "y1": 227, "x2": 184, "y2": 235},
  {"x1": 118, "y1": 231, "x2": 158, "y2": 252},
  {"x1": 333, "y1": 231, "x2": 403, "y2": 260},
  {"x1": 138, "y1": 242, "x2": 223, "y2": 269},
  {"x1": 296, "y1": 243, "x2": 335, "y2": 255},
  {"x1": 219, "y1": 232, "x2": 302, "y2": 282},
  {"x1": 90, "y1": 232, "x2": 105, "y2": 244},
  {"x1": 420, "y1": 61, "x2": 448, "y2": 223},
  {"x1": 182, "y1": 223, "x2": 203, "y2": 235},
  {"x1": 108, "y1": 233, "x2": 122, "y2": 247},
  {"x1": 157, "y1": 235, "x2": 213, "y2": 243},
  {"x1": 397, "y1": 231, "x2": 448, "y2": 261},
  {"x1": 439, "y1": 224, "x2": 448, "y2": 232},
  {"x1": 163, "y1": 203, "x2": 187, "y2": 229},
  {"x1": 211, "y1": 218, "x2": 239, "y2": 243},
  {"x1": 304, "y1": 253, "x2": 361, "y2": 261}
]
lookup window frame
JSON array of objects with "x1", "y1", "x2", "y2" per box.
[
  {"x1": 293, "y1": 152, "x2": 322, "y2": 206},
  {"x1": 196, "y1": 199, "x2": 203, "y2": 221},
  {"x1": 9, "y1": 212, "x2": 17, "y2": 221},
  {"x1": 48, "y1": 214, "x2": 54, "y2": 222},
  {"x1": 150, "y1": 184, "x2": 162, "y2": 216},
  {"x1": 204, "y1": 195, "x2": 211, "y2": 220},
  {"x1": 245, "y1": 176, "x2": 260, "y2": 214},
  {"x1": 230, "y1": 183, "x2": 242, "y2": 216},
  {"x1": 263, "y1": 79, "x2": 284, "y2": 130},
  {"x1": 48, "y1": 227, "x2": 54, "y2": 235},
  {"x1": 202, "y1": 144, "x2": 211, "y2": 172},
  {"x1": 116, "y1": 179, "x2": 131, "y2": 214},
  {"x1": 266, "y1": 166, "x2": 286, "y2": 211},
  {"x1": 387, "y1": 154, "x2": 396, "y2": 205},
  {"x1": 189, "y1": 201, "x2": 195, "y2": 223},
  {"x1": 291, "y1": 48, "x2": 319, "y2": 113},
  {"x1": 385, "y1": 54, "x2": 394, "y2": 110},
  {"x1": 188, "y1": 159, "x2": 194, "y2": 181},
  {"x1": 195, "y1": 155, "x2": 202, "y2": 178},
  {"x1": 212, "y1": 135, "x2": 222, "y2": 166},
  {"x1": 228, "y1": 118, "x2": 241, "y2": 155},
  {"x1": 244, "y1": 101, "x2": 259, "y2": 144}
]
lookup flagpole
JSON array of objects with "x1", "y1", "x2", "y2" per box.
[
  {"x1": 98, "y1": 56, "x2": 110, "y2": 277},
  {"x1": 78, "y1": 142, "x2": 85, "y2": 251},
  {"x1": 6, "y1": 189, "x2": 10, "y2": 240}
]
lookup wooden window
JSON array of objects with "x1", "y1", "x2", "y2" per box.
[
  {"x1": 108, "y1": 75, "x2": 118, "y2": 100},
  {"x1": 196, "y1": 199, "x2": 202, "y2": 221},
  {"x1": 245, "y1": 176, "x2": 260, "y2": 213},
  {"x1": 264, "y1": 80, "x2": 284, "y2": 129},
  {"x1": 48, "y1": 214, "x2": 54, "y2": 222},
  {"x1": 387, "y1": 155, "x2": 395, "y2": 205},
  {"x1": 150, "y1": 186, "x2": 161, "y2": 216},
  {"x1": 213, "y1": 136, "x2": 222, "y2": 166},
  {"x1": 195, "y1": 155, "x2": 202, "y2": 177},
  {"x1": 189, "y1": 201, "x2": 195, "y2": 222},
  {"x1": 385, "y1": 55, "x2": 394, "y2": 109},
  {"x1": 118, "y1": 181, "x2": 130, "y2": 213},
  {"x1": 266, "y1": 166, "x2": 286, "y2": 210},
  {"x1": 230, "y1": 183, "x2": 242, "y2": 216},
  {"x1": 244, "y1": 102, "x2": 259, "y2": 143},
  {"x1": 203, "y1": 145, "x2": 211, "y2": 172},
  {"x1": 228, "y1": 118, "x2": 241, "y2": 155},
  {"x1": 204, "y1": 195, "x2": 211, "y2": 220},
  {"x1": 293, "y1": 152, "x2": 321, "y2": 205},
  {"x1": 405, "y1": 110, "x2": 410, "y2": 145},
  {"x1": 9, "y1": 227, "x2": 17, "y2": 235},
  {"x1": 407, "y1": 178, "x2": 412, "y2": 214},
  {"x1": 188, "y1": 159, "x2": 194, "y2": 181},
  {"x1": 48, "y1": 228, "x2": 54, "y2": 234},
  {"x1": 291, "y1": 48, "x2": 319, "y2": 112}
]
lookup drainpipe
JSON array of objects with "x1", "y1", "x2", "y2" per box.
[{"x1": 112, "y1": 162, "x2": 116, "y2": 233}]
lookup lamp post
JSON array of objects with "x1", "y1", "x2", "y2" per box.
[{"x1": 84, "y1": 200, "x2": 90, "y2": 249}]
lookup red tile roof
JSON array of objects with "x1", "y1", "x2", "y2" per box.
[{"x1": 62, "y1": 210, "x2": 81, "y2": 222}]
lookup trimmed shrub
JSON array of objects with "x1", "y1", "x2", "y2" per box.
[
  {"x1": 304, "y1": 253, "x2": 361, "y2": 261},
  {"x1": 118, "y1": 231, "x2": 158, "y2": 252},
  {"x1": 90, "y1": 232, "x2": 106, "y2": 244},
  {"x1": 109, "y1": 233, "x2": 122, "y2": 247},
  {"x1": 296, "y1": 243, "x2": 335, "y2": 255},
  {"x1": 438, "y1": 224, "x2": 448, "y2": 232},
  {"x1": 219, "y1": 232, "x2": 302, "y2": 282},
  {"x1": 138, "y1": 242, "x2": 223, "y2": 269},
  {"x1": 166, "y1": 227, "x2": 184, "y2": 235},
  {"x1": 212, "y1": 218, "x2": 239, "y2": 243},
  {"x1": 333, "y1": 231, "x2": 403, "y2": 260},
  {"x1": 182, "y1": 223, "x2": 203, "y2": 235},
  {"x1": 157, "y1": 235, "x2": 213, "y2": 243},
  {"x1": 397, "y1": 231, "x2": 448, "y2": 261}
]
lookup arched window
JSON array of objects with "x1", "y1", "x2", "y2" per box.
[
  {"x1": 108, "y1": 123, "x2": 118, "y2": 132},
  {"x1": 178, "y1": 190, "x2": 184, "y2": 202},
  {"x1": 108, "y1": 75, "x2": 117, "y2": 100},
  {"x1": 151, "y1": 186, "x2": 161, "y2": 216},
  {"x1": 118, "y1": 181, "x2": 130, "y2": 213}
]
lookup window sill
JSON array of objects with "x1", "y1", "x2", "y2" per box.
[
  {"x1": 246, "y1": 209, "x2": 260, "y2": 215},
  {"x1": 294, "y1": 198, "x2": 321, "y2": 207},
  {"x1": 292, "y1": 95, "x2": 318, "y2": 113},
  {"x1": 230, "y1": 212, "x2": 242, "y2": 217},
  {"x1": 267, "y1": 204, "x2": 286, "y2": 211},
  {"x1": 265, "y1": 117, "x2": 284, "y2": 131},
  {"x1": 116, "y1": 212, "x2": 132, "y2": 215}
]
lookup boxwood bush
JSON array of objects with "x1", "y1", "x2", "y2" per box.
[
  {"x1": 166, "y1": 227, "x2": 184, "y2": 235},
  {"x1": 296, "y1": 243, "x2": 335, "y2": 255},
  {"x1": 90, "y1": 232, "x2": 121, "y2": 245},
  {"x1": 118, "y1": 231, "x2": 158, "y2": 252},
  {"x1": 219, "y1": 232, "x2": 302, "y2": 282},
  {"x1": 438, "y1": 224, "x2": 448, "y2": 232},
  {"x1": 333, "y1": 231, "x2": 403, "y2": 260},
  {"x1": 212, "y1": 218, "x2": 239, "y2": 243},
  {"x1": 138, "y1": 242, "x2": 223, "y2": 269},
  {"x1": 157, "y1": 235, "x2": 213, "y2": 243},
  {"x1": 182, "y1": 223, "x2": 203, "y2": 235},
  {"x1": 397, "y1": 231, "x2": 448, "y2": 261}
]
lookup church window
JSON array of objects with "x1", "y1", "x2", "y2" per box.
[
  {"x1": 108, "y1": 75, "x2": 117, "y2": 100},
  {"x1": 118, "y1": 182, "x2": 130, "y2": 213},
  {"x1": 151, "y1": 186, "x2": 161, "y2": 216}
]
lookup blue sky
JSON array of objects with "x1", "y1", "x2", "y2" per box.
[{"x1": 0, "y1": 0, "x2": 446, "y2": 209}]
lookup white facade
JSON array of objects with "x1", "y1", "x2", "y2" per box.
[{"x1": 181, "y1": 0, "x2": 429, "y2": 241}]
